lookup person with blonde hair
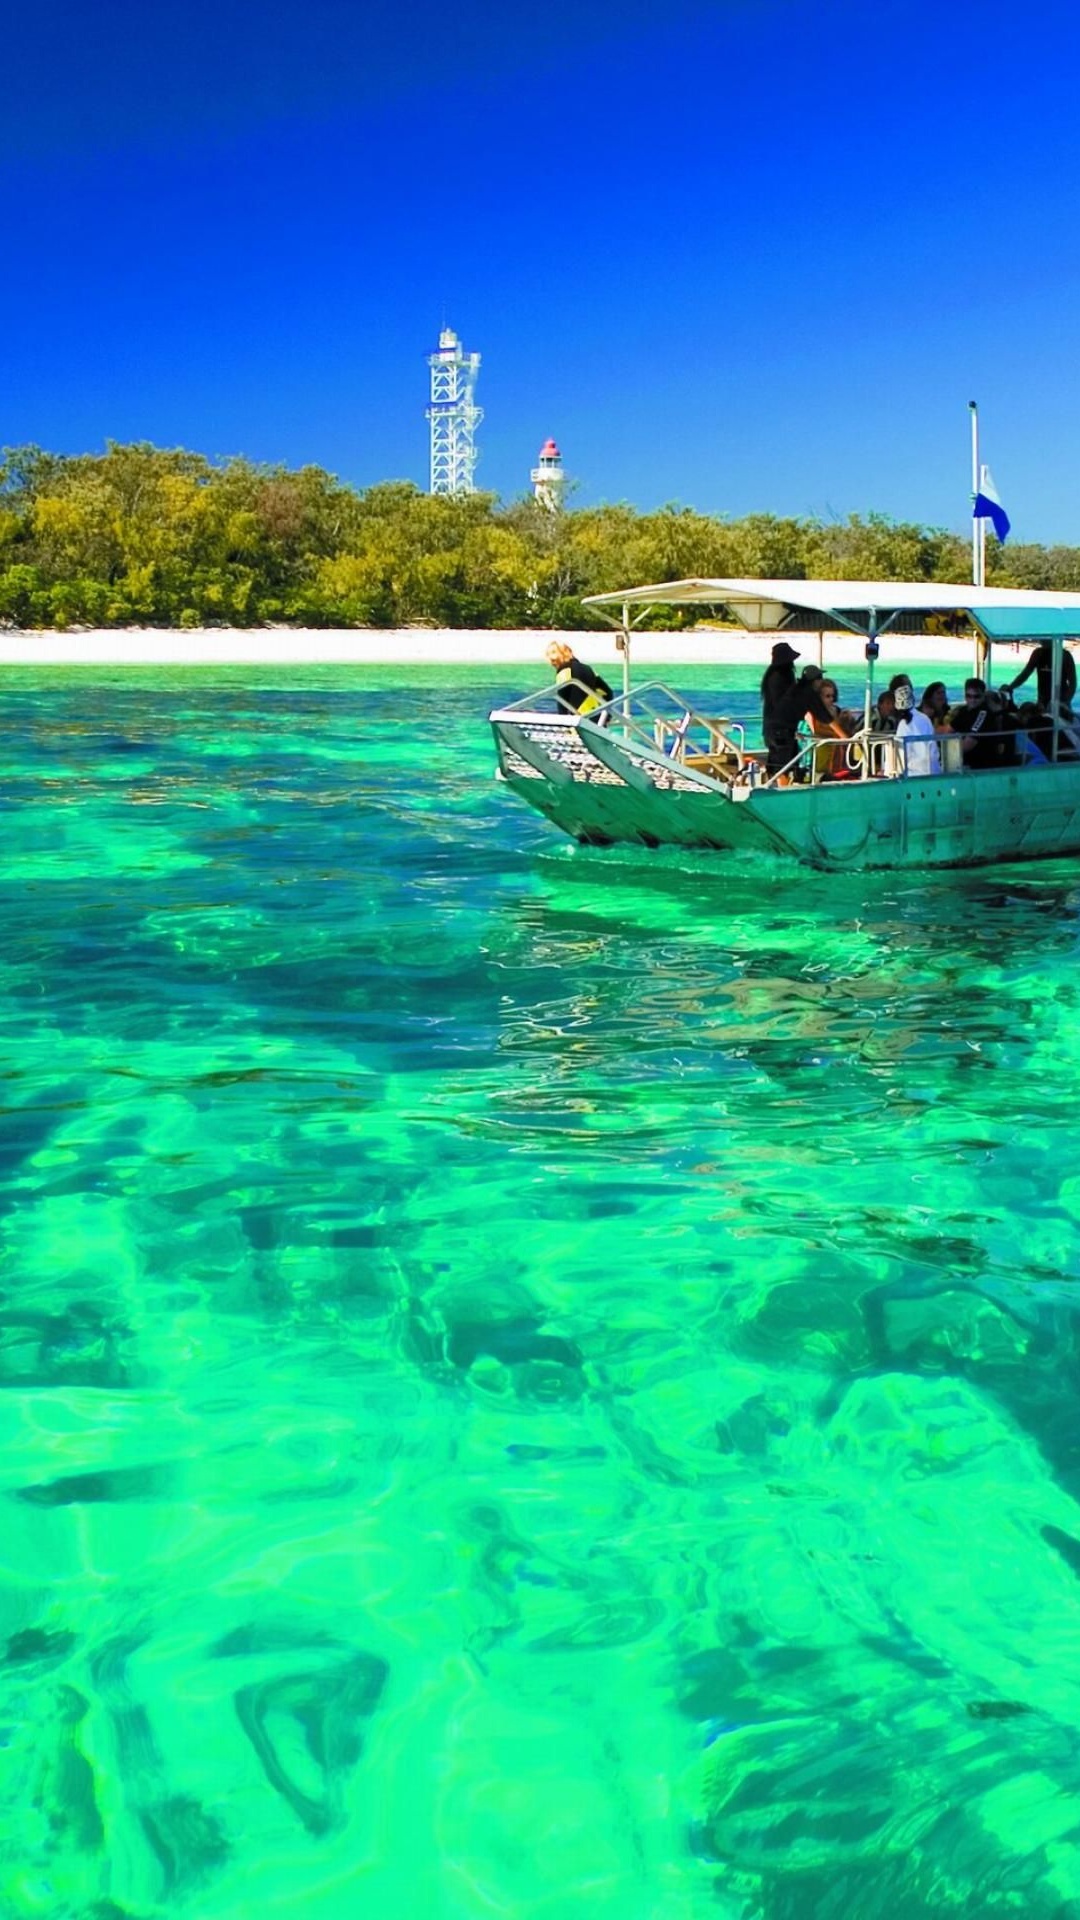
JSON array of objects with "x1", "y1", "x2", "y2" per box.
[{"x1": 544, "y1": 641, "x2": 614, "y2": 716}]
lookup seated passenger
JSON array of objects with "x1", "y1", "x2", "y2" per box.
[
  {"x1": 919, "y1": 681, "x2": 952, "y2": 730},
  {"x1": 873, "y1": 688, "x2": 899, "y2": 733},
  {"x1": 1015, "y1": 699, "x2": 1080, "y2": 763},
  {"x1": 826, "y1": 679, "x2": 861, "y2": 733},
  {"x1": 808, "y1": 677, "x2": 857, "y2": 778},
  {"x1": 1016, "y1": 701, "x2": 1051, "y2": 763},
  {"x1": 984, "y1": 686, "x2": 1022, "y2": 764},
  {"x1": 894, "y1": 683, "x2": 941, "y2": 776},
  {"x1": 948, "y1": 679, "x2": 1020, "y2": 769}
]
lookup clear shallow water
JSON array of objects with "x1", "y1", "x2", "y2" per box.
[{"x1": 4, "y1": 663, "x2": 1080, "y2": 1919}]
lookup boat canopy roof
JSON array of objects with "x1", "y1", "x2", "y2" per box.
[
  {"x1": 581, "y1": 577, "x2": 1080, "y2": 638},
  {"x1": 975, "y1": 608, "x2": 1080, "y2": 640}
]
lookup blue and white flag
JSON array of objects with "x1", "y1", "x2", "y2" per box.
[{"x1": 974, "y1": 466, "x2": 1011, "y2": 544}]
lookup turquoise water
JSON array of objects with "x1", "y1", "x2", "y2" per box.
[{"x1": 4, "y1": 662, "x2": 1080, "y2": 1919}]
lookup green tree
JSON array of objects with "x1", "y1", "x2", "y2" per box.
[{"x1": 0, "y1": 439, "x2": 1076, "y2": 635}]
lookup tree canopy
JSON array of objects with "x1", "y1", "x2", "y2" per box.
[{"x1": 1, "y1": 441, "x2": 1076, "y2": 631}]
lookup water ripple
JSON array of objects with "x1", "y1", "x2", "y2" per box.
[{"x1": 2, "y1": 665, "x2": 1080, "y2": 1917}]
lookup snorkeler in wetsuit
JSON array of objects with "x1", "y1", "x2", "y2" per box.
[
  {"x1": 1004, "y1": 643, "x2": 1077, "y2": 713},
  {"x1": 761, "y1": 640, "x2": 801, "y2": 775},
  {"x1": 545, "y1": 641, "x2": 614, "y2": 715}
]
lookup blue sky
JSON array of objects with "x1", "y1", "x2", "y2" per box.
[{"x1": 6, "y1": 0, "x2": 1080, "y2": 539}]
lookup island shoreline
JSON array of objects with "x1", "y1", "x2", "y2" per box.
[{"x1": 0, "y1": 627, "x2": 997, "y2": 670}]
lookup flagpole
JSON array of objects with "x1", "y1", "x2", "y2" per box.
[{"x1": 969, "y1": 401, "x2": 982, "y2": 587}]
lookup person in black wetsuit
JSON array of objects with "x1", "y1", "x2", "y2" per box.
[
  {"x1": 1003, "y1": 643, "x2": 1077, "y2": 713},
  {"x1": 768, "y1": 663, "x2": 846, "y2": 781},
  {"x1": 545, "y1": 641, "x2": 614, "y2": 715},
  {"x1": 761, "y1": 641, "x2": 802, "y2": 778}
]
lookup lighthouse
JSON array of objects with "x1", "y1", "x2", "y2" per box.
[{"x1": 531, "y1": 437, "x2": 565, "y2": 513}]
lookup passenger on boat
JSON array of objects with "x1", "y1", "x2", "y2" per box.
[
  {"x1": 761, "y1": 643, "x2": 798, "y2": 771},
  {"x1": 822, "y1": 679, "x2": 861, "y2": 732},
  {"x1": 1003, "y1": 643, "x2": 1078, "y2": 713},
  {"x1": 808, "y1": 678, "x2": 858, "y2": 779},
  {"x1": 760, "y1": 641, "x2": 801, "y2": 769},
  {"x1": 888, "y1": 672, "x2": 914, "y2": 699},
  {"x1": 545, "y1": 642, "x2": 614, "y2": 716},
  {"x1": 768, "y1": 664, "x2": 845, "y2": 782},
  {"x1": 873, "y1": 688, "x2": 899, "y2": 733},
  {"x1": 1012, "y1": 695, "x2": 1080, "y2": 763},
  {"x1": 919, "y1": 682, "x2": 951, "y2": 729},
  {"x1": 948, "y1": 680, "x2": 1020, "y2": 768},
  {"x1": 1016, "y1": 701, "x2": 1052, "y2": 763},
  {"x1": 894, "y1": 683, "x2": 941, "y2": 775}
]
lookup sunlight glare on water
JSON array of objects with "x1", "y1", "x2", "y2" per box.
[{"x1": 3, "y1": 663, "x2": 1080, "y2": 1919}]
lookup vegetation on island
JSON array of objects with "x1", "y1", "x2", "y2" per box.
[{"x1": 1, "y1": 441, "x2": 1078, "y2": 631}]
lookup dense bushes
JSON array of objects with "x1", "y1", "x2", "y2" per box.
[{"x1": 0, "y1": 441, "x2": 1073, "y2": 631}]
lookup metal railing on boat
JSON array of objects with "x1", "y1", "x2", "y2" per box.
[
  {"x1": 493, "y1": 680, "x2": 1079, "y2": 792},
  {"x1": 496, "y1": 679, "x2": 750, "y2": 778},
  {"x1": 767, "y1": 723, "x2": 1070, "y2": 789}
]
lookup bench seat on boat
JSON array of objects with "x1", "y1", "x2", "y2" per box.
[{"x1": 684, "y1": 752, "x2": 743, "y2": 778}]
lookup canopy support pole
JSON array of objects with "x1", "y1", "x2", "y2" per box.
[
  {"x1": 1052, "y1": 636, "x2": 1062, "y2": 764},
  {"x1": 970, "y1": 402, "x2": 984, "y2": 588},
  {"x1": 620, "y1": 602, "x2": 631, "y2": 717},
  {"x1": 862, "y1": 612, "x2": 878, "y2": 780}
]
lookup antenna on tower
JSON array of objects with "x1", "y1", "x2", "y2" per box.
[{"x1": 427, "y1": 328, "x2": 483, "y2": 496}]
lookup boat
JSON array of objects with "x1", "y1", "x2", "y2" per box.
[{"x1": 488, "y1": 579, "x2": 1080, "y2": 870}]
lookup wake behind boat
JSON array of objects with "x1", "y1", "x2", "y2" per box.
[{"x1": 489, "y1": 579, "x2": 1080, "y2": 871}]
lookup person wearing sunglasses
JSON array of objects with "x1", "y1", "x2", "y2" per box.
[{"x1": 949, "y1": 679, "x2": 1019, "y2": 768}]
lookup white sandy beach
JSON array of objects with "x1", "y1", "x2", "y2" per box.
[{"x1": 0, "y1": 626, "x2": 992, "y2": 669}]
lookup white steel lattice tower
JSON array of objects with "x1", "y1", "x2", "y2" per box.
[
  {"x1": 531, "y1": 437, "x2": 565, "y2": 512},
  {"x1": 427, "y1": 327, "x2": 483, "y2": 495}
]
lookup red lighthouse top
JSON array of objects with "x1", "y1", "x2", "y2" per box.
[{"x1": 539, "y1": 438, "x2": 561, "y2": 460}]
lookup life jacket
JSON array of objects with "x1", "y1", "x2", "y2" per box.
[{"x1": 555, "y1": 665, "x2": 602, "y2": 715}]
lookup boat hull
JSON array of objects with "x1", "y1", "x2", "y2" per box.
[
  {"x1": 491, "y1": 714, "x2": 776, "y2": 852},
  {"x1": 491, "y1": 711, "x2": 1080, "y2": 870}
]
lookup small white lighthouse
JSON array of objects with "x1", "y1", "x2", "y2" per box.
[{"x1": 531, "y1": 437, "x2": 565, "y2": 512}]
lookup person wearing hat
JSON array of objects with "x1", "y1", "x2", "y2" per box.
[
  {"x1": 767, "y1": 661, "x2": 846, "y2": 782},
  {"x1": 894, "y1": 680, "x2": 940, "y2": 776},
  {"x1": 760, "y1": 641, "x2": 802, "y2": 779}
]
